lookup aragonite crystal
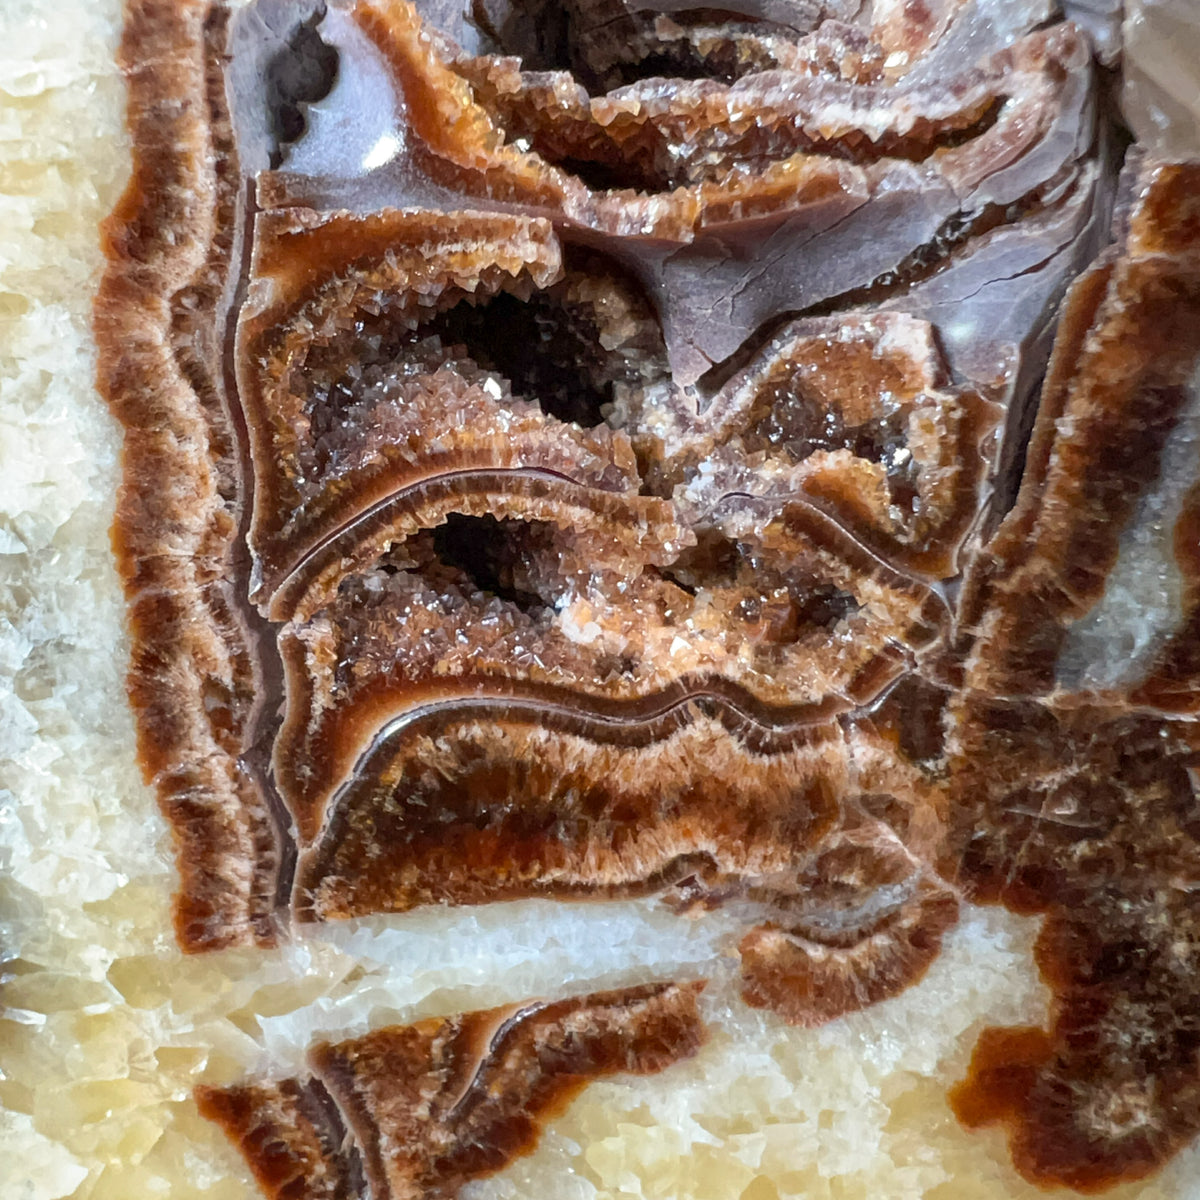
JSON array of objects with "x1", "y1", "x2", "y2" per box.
[{"x1": 93, "y1": 0, "x2": 1200, "y2": 1195}]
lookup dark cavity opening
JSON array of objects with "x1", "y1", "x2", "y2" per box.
[
  {"x1": 659, "y1": 529, "x2": 742, "y2": 595},
  {"x1": 745, "y1": 387, "x2": 921, "y2": 514},
  {"x1": 660, "y1": 530, "x2": 859, "y2": 633},
  {"x1": 790, "y1": 584, "x2": 858, "y2": 630},
  {"x1": 746, "y1": 387, "x2": 904, "y2": 463},
  {"x1": 471, "y1": 1, "x2": 776, "y2": 95},
  {"x1": 430, "y1": 514, "x2": 552, "y2": 613},
  {"x1": 265, "y1": 9, "x2": 339, "y2": 168},
  {"x1": 464, "y1": 2, "x2": 1005, "y2": 193},
  {"x1": 426, "y1": 289, "x2": 613, "y2": 428},
  {"x1": 300, "y1": 254, "x2": 668, "y2": 482}
]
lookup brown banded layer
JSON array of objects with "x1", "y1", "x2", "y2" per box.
[
  {"x1": 195, "y1": 1077, "x2": 364, "y2": 1200},
  {"x1": 93, "y1": 0, "x2": 1200, "y2": 1194},
  {"x1": 291, "y1": 699, "x2": 848, "y2": 919},
  {"x1": 945, "y1": 159, "x2": 1200, "y2": 1190},
  {"x1": 452, "y1": 25, "x2": 1064, "y2": 194},
  {"x1": 270, "y1": 489, "x2": 945, "y2": 833},
  {"x1": 347, "y1": 1, "x2": 1087, "y2": 213},
  {"x1": 95, "y1": 0, "x2": 282, "y2": 950},
  {"x1": 959, "y1": 160, "x2": 1200, "y2": 704},
  {"x1": 257, "y1": 0, "x2": 1099, "y2": 388},
  {"x1": 199, "y1": 982, "x2": 706, "y2": 1200}
]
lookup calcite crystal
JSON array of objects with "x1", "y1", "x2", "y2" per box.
[{"x1": 90, "y1": 0, "x2": 1200, "y2": 1195}]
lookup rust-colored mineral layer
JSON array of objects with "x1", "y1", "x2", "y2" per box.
[
  {"x1": 94, "y1": 0, "x2": 1200, "y2": 1194},
  {"x1": 196, "y1": 982, "x2": 705, "y2": 1200}
]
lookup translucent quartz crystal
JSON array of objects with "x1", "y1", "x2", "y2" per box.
[{"x1": 1123, "y1": 0, "x2": 1200, "y2": 155}]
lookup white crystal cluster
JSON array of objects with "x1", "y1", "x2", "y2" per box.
[
  {"x1": 1123, "y1": 0, "x2": 1200, "y2": 156},
  {"x1": 3, "y1": 2, "x2": 1200, "y2": 1199}
]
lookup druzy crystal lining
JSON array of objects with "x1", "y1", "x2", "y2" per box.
[{"x1": 95, "y1": 0, "x2": 1200, "y2": 1194}]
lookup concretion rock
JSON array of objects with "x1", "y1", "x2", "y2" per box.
[{"x1": 85, "y1": 0, "x2": 1200, "y2": 1195}]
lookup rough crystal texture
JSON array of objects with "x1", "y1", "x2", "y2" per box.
[
  {"x1": 1123, "y1": 0, "x2": 1200, "y2": 156},
  {"x1": 944, "y1": 159, "x2": 1200, "y2": 1192},
  {"x1": 198, "y1": 983, "x2": 705, "y2": 1200},
  {"x1": 7, "y1": 0, "x2": 1200, "y2": 1197},
  {"x1": 97, "y1": 0, "x2": 1200, "y2": 1192}
]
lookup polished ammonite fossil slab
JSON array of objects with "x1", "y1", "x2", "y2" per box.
[{"x1": 94, "y1": 0, "x2": 1200, "y2": 1196}]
